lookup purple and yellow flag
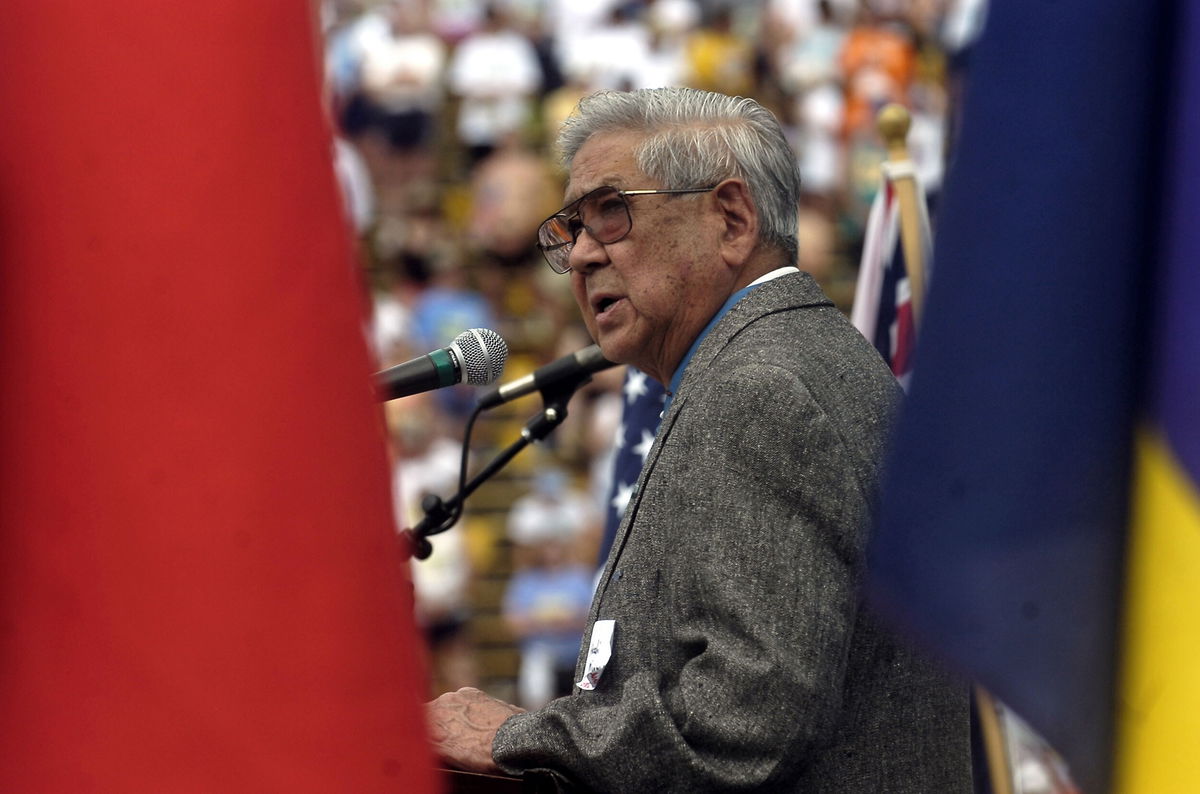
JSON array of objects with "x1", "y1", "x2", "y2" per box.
[
  {"x1": 1115, "y1": 3, "x2": 1200, "y2": 788},
  {"x1": 866, "y1": 2, "x2": 1198, "y2": 792}
]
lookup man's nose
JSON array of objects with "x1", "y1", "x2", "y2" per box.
[{"x1": 568, "y1": 227, "x2": 609, "y2": 273}]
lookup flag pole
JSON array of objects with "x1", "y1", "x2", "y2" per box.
[
  {"x1": 975, "y1": 688, "x2": 1016, "y2": 794},
  {"x1": 877, "y1": 104, "x2": 928, "y2": 327}
]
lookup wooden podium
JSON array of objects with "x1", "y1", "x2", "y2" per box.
[{"x1": 441, "y1": 768, "x2": 556, "y2": 793}]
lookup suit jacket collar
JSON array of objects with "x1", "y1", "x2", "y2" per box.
[{"x1": 670, "y1": 271, "x2": 832, "y2": 419}]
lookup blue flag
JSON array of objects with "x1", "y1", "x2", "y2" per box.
[{"x1": 865, "y1": 3, "x2": 1179, "y2": 792}]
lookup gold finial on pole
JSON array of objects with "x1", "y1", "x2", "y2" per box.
[
  {"x1": 875, "y1": 102, "x2": 927, "y2": 326},
  {"x1": 877, "y1": 103, "x2": 913, "y2": 162}
]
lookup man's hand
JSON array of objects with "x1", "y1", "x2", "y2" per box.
[{"x1": 426, "y1": 687, "x2": 525, "y2": 774}]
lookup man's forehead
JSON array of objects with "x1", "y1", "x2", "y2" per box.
[{"x1": 564, "y1": 131, "x2": 650, "y2": 201}]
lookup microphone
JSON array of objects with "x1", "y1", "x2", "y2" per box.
[
  {"x1": 375, "y1": 328, "x2": 508, "y2": 401},
  {"x1": 477, "y1": 344, "x2": 617, "y2": 409}
]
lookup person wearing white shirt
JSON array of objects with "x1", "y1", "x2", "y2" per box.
[{"x1": 447, "y1": 3, "x2": 543, "y2": 167}]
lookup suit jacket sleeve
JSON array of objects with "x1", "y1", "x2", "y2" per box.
[{"x1": 493, "y1": 341, "x2": 896, "y2": 790}]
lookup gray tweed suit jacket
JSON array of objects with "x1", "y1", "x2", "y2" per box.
[{"x1": 494, "y1": 272, "x2": 972, "y2": 792}]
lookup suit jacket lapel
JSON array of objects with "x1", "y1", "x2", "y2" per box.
[{"x1": 591, "y1": 273, "x2": 832, "y2": 605}]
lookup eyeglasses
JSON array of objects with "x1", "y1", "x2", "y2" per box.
[{"x1": 536, "y1": 185, "x2": 717, "y2": 274}]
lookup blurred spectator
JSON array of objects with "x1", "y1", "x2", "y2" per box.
[
  {"x1": 410, "y1": 267, "x2": 498, "y2": 354},
  {"x1": 838, "y1": 6, "x2": 917, "y2": 137},
  {"x1": 369, "y1": 247, "x2": 418, "y2": 364},
  {"x1": 907, "y1": 77, "x2": 948, "y2": 197},
  {"x1": 340, "y1": 2, "x2": 446, "y2": 155},
  {"x1": 465, "y1": 132, "x2": 572, "y2": 353},
  {"x1": 387, "y1": 392, "x2": 478, "y2": 697},
  {"x1": 429, "y1": 0, "x2": 487, "y2": 43},
  {"x1": 684, "y1": 6, "x2": 756, "y2": 97},
  {"x1": 839, "y1": 6, "x2": 919, "y2": 227},
  {"x1": 545, "y1": 0, "x2": 621, "y2": 72},
  {"x1": 561, "y1": 4, "x2": 650, "y2": 92},
  {"x1": 369, "y1": 197, "x2": 448, "y2": 361},
  {"x1": 467, "y1": 134, "x2": 562, "y2": 265},
  {"x1": 761, "y1": 0, "x2": 818, "y2": 58},
  {"x1": 369, "y1": 199, "x2": 499, "y2": 419},
  {"x1": 542, "y1": 70, "x2": 591, "y2": 150},
  {"x1": 794, "y1": 75, "x2": 847, "y2": 204},
  {"x1": 503, "y1": 467, "x2": 598, "y2": 708},
  {"x1": 502, "y1": 536, "x2": 595, "y2": 709},
  {"x1": 776, "y1": 0, "x2": 848, "y2": 89},
  {"x1": 362, "y1": 4, "x2": 445, "y2": 148},
  {"x1": 409, "y1": 266, "x2": 499, "y2": 418},
  {"x1": 507, "y1": 467, "x2": 597, "y2": 547},
  {"x1": 635, "y1": 0, "x2": 699, "y2": 89},
  {"x1": 797, "y1": 204, "x2": 840, "y2": 287},
  {"x1": 504, "y1": 0, "x2": 567, "y2": 99},
  {"x1": 448, "y1": 3, "x2": 544, "y2": 169},
  {"x1": 412, "y1": 528, "x2": 477, "y2": 697},
  {"x1": 323, "y1": 0, "x2": 373, "y2": 118},
  {"x1": 389, "y1": 393, "x2": 462, "y2": 548}
]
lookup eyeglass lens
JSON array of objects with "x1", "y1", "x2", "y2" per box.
[{"x1": 539, "y1": 187, "x2": 631, "y2": 272}]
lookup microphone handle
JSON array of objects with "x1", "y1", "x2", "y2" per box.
[
  {"x1": 478, "y1": 348, "x2": 606, "y2": 408},
  {"x1": 377, "y1": 348, "x2": 460, "y2": 400}
]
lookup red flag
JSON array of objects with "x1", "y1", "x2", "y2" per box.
[{"x1": 0, "y1": 2, "x2": 436, "y2": 790}]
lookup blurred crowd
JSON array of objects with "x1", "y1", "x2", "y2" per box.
[{"x1": 320, "y1": 0, "x2": 981, "y2": 704}]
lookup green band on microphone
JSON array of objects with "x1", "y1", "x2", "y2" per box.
[{"x1": 428, "y1": 347, "x2": 457, "y2": 387}]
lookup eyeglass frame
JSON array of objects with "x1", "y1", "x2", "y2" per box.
[{"x1": 536, "y1": 185, "x2": 718, "y2": 274}]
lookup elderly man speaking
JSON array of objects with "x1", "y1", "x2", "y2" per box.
[{"x1": 427, "y1": 87, "x2": 971, "y2": 793}]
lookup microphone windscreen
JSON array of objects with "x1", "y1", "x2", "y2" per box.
[{"x1": 451, "y1": 328, "x2": 508, "y2": 385}]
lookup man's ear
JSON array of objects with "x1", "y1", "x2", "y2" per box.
[{"x1": 713, "y1": 179, "x2": 759, "y2": 267}]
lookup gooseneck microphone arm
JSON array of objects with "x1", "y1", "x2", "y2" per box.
[{"x1": 401, "y1": 366, "x2": 594, "y2": 561}]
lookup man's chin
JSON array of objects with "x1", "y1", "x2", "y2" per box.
[
  {"x1": 593, "y1": 338, "x2": 634, "y2": 368},
  {"x1": 596, "y1": 341, "x2": 663, "y2": 384}
]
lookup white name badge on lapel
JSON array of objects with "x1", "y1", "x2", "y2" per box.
[{"x1": 576, "y1": 619, "x2": 616, "y2": 691}]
